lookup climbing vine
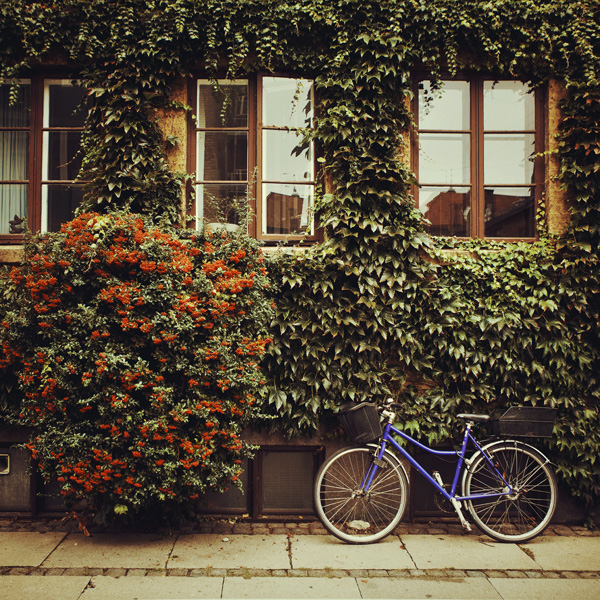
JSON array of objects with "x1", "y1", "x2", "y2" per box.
[{"x1": 0, "y1": 0, "x2": 600, "y2": 510}]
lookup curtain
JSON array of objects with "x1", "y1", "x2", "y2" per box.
[{"x1": 0, "y1": 83, "x2": 29, "y2": 234}]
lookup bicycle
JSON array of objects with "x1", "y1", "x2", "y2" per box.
[{"x1": 314, "y1": 399, "x2": 558, "y2": 544}]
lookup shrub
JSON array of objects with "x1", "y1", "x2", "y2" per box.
[{"x1": 0, "y1": 212, "x2": 273, "y2": 525}]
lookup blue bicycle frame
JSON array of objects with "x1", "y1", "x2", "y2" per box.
[{"x1": 364, "y1": 420, "x2": 514, "y2": 503}]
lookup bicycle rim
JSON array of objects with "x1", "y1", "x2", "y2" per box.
[
  {"x1": 464, "y1": 442, "x2": 557, "y2": 542},
  {"x1": 314, "y1": 446, "x2": 408, "y2": 544}
]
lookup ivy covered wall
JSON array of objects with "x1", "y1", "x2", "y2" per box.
[{"x1": 1, "y1": 0, "x2": 600, "y2": 510}]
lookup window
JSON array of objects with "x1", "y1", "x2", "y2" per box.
[
  {"x1": 194, "y1": 75, "x2": 316, "y2": 242},
  {"x1": 0, "y1": 78, "x2": 86, "y2": 241},
  {"x1": 414, "y1": 77, "x2": 543, "y2": 239}
]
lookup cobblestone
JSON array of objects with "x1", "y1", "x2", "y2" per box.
[
  {"x1": 0, "y1": 566, "x2": 597, "y2": 579},
  {"x1": 5, "y1": 515, "x2": 595, "y2": 538}
]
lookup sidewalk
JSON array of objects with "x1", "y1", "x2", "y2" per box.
[{"x1": 1, "y1": 521, "x2": 600, "y2": 599}]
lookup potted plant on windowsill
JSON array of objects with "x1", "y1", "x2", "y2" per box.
[{"x1": 202, "y1": 189, "x2": 249, "y2": 234}]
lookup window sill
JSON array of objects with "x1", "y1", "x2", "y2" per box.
[{"x1": 0, "y1": 245, "x2": 24, "y2": 264}]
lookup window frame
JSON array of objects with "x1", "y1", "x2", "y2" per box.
[
  {"x1": 190, "y1": 73, "x2": 320, "y2": 244},
  {"x1": 0, "y1": 74, "x2": 86, "y2": 244},
  {"x1": 412, "y1": 74, "x2": 545, "y2": 240}
]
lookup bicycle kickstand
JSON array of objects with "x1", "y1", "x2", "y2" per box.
[{"x1": 433, "y1": 471, "x2": 472, "y2": 532}]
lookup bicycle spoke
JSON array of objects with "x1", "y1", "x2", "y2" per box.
[
  {"x1": 465, "y1": 444, "x2": 557, "y2": 542},
  {"x1": 315, "y1": 447, "x2": 408, "y2": 543}
]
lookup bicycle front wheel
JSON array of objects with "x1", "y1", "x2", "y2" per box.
[
  {"x1": 463, "y1": 441, "x2": 557, "y2": 543},
  {"x1": 314, "y1": 446, "x2": 408, "y2": 544}
]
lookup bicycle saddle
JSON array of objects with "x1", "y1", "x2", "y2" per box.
[{"x1": 456, "y1": 413, "x2": 490, "y2": 422}]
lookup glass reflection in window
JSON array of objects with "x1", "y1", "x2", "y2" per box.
[
  {"x1": 263, "y1": 183, "x2": 312, "y2": 235},
  {"x1": 484, "y1": 187, "x2": 535, "y2": 238},
  {"x1": 419, "y1": 186, "x2": 471, "y2": 237}
]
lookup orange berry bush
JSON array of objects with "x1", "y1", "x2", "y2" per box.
[{"x1": 0, "y1": 212, "x2": 273, "y2": 525}]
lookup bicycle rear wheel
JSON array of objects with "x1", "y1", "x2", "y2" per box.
[
  {"x1": 314, "y1": 446, "x2": 408, "y2": 544},
  {"x1": 463, "y1": 441, "x2": 557, "y2": 542}
]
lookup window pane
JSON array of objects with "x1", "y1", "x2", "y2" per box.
[
  {"x1": 196, "y1": 131, "x2": 247, "y2": 182},
  {"x1": 0, "y1": 132, "x2": 29, "y2": 180},
  {"x1": 263, "y1": 77, "x2": 313, "y2": 128},
  {"x1": 0, "y1": 83, "x2": 30, "y2": 127},
  {"x1": 197, "y1": 82, "x2": 248, "y2": 128},
  {"x1": 0, "y1": 184, "x2": 27, "y2": 234},
  {"x1": 197, "y1": 183, "x2": 247, "y2": 225},
  {"x1": 419, "y1": 133, "x2": 470, "y2": 185},
  {"x1": 263, "y1": 183, "x2": 313, "y2": 235},
  {"x1": 484, "y1": 133, "x2": 535, "y2": 185},
  {"x1": 484, "y1": 187, "x2": 535, "y2": 238},
  {"x1": 418, "y1": 80, "x2": 470, "y2": 131},
  {"x1": 47, "y1": 83, "x2": 86, "y2": 127},
  {"x1": 419, "y1": 186, "x2": 471, "y2": 237},
  {"x1": 263, "y1": 130, "x2": 313, "y2": 182},
  {"x1": 484, "y1": 81, "x2": 535, "y2": 130},
  {"x1": 44, "y1": 184, "x2": 84, "y2": 232},
  {"x1": 45, "y1": 131, "x2": 83, "y2": 180}
]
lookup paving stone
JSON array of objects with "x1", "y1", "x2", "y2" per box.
[
  {"x1": 81, "y1": 575, "x2": 223, "y2": 599},
  {"x1": 561, "y1": 571, "x2": 582, "y2": 579},
  {"x1": 271, "y1": 569, "x2": 288, "y2": 576},
  {"x1": 223, "y1": 576, "x2": 362, "y2": 599},
  {"x1": 43, "y1": 567, "x2": 67, "y2": 576},
  {"x1": 169, "y1": 534, "x2": 290, "y2": 570},
  {"x1": 0, "y1": 531, "x2": 67, "y2": 567},
  {"x1": 489, "y1": 577, "x2": 600, "y2": 599},
  {"x1": 270, "y1": 527, "x2": 290, "y2": 535},
  {"x1": 44, "y1": 532, "x2": 174, "y2": 570},
  {"x1": 0, "y1": 575, "x2": 90, "y2": 600},
  {"x1": 348, "y1": 569, "x2": 369, "y2": 578},
  {"x1": 101, "y1": 568, "x2": 124, "y2": 577},
  {"x1": 506, "y1": 570, "x2": 528, "y2": 578},
  {"x1": 189, "y1": 568, "x2": 212, "y2": 577},
  {"x1": 291, "y1": 534, "x2": 414, "y2": 570},
  {"x1": 358, "y1": 576, "x2": 500, "y2": 599},
  {"x1": 387, "y1": 569, "x2": 411, "y2": 577},
  {"x1": 522, "y1": 536, "x2": 600, "y2": 571},
  {"x1": 402, "y1": 534, "x2": 537, "y2": 571}
]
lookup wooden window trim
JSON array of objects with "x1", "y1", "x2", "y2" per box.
[
  {"x1": 412, "y1": 74, "x2": 545, "y2": 241},
  {"x1": 190, "y1": 73, "x2": 321, "y2": 245},
  {"x1": 0, "y1": 75, "x2": 85, "y2": 244}
]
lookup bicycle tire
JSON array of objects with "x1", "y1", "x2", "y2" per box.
[
  {"x1": 314, "y1": 446, "x2": 409, "y2": 544},
  {"x1": 462, "y1": 440, "x2": 557, "y2": 543}
]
